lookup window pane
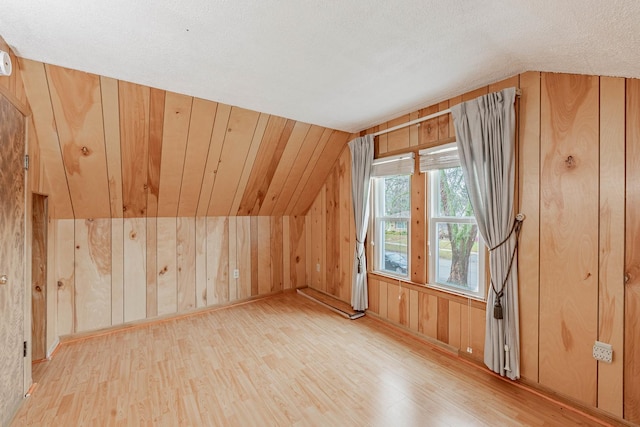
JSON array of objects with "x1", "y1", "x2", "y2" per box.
[
  {"x1": 434, "y1": 222, "x2": 479, "y2": 292},
  {"x1": 381, "y1": 220, "x2": 408, "y2": 275},
  {"x1": 384, "y1": 175, "x2": 410, "y2": 217},
  {"x1": 436, "y1": 167, "x2": 473, "y2": 218}
]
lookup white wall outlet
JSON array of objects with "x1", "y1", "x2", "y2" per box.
[
  {"x1": 466, "y1": 347, "x2": 473, "y2": 354},
  {"x1": 593, "y1": 341, "x2": 613, "y2": 363},
  {"x1": 316, "y1": 263, "x2": 320, "y2": 272},
  {"x1": 233, "y1": 269, "x2": 239, "y2": 279}
]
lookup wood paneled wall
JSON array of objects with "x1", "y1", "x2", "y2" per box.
[
  {"x1": 49, "y1": 216, "x2": 306, "y2": 336},
  {"x1": 19, "y1": 59, "x2": 350, "y2": 220},
  {"x1": 306, "y1": 72, "x2": 638, "y2": 422}
]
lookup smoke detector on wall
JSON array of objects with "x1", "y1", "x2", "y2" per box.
[{"x1": 0, "y1": 51, "x2": 12, "y2": 76}]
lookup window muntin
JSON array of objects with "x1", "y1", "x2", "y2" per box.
[
  {"x1": 373, "y1": 175, "x2": 410, "y2": 277},
  {"x1": 429, "y1": 167, "x2": 485, "y2": 299}
]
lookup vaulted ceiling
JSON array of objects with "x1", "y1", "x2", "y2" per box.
[{"x1": 3, "y1": 1, "x2": 640, "y2": 132}]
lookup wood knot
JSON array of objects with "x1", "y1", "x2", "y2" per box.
[
  {"x1": 81, "y1": 146, "x2": 90, "y2": 155},
  {"x1": 130, "y1": 232, "x2": 137, "y2": 239},
  {"x1": 227, "y1": 128, "x2": 233, "y2": 133},
  {"x1": 159, "y1": 266, "x2": 168, "y2": 275},
  {"x1": 427, "y1": 124, "x2": 433, "y2": 133},
  {"x1": 143, "y1": 183, "x2": 149, "y2": 190},
  {"x1": 295, "y1": 256, "x2": 300, "y2": 263},
  {"x1": 76, "y1": 245, "x2": 80, "y2": 249},
  {"x1": 35, "y1": 285, "x2": 42, "y2": 292},
  {"x1": 57, "y1": 281, "x2": 63, "y2": 288},
  {"x1": 564, "y1": 155, "x2": 575, "y2": 168}
]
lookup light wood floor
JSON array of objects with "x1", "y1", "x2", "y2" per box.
[{"x1": 12, "y1": 293, "x2": 610, "y2": 426}]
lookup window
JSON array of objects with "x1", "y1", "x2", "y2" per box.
[
  {"x1": 371, "y1": 153, "x2": 414, "y2": 278},
  {"x1": 421, "y1": 144, "x2": 485, "y2": 299}
]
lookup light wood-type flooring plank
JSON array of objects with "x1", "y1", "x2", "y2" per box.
[{"x1": 12, "y1": 294, "x2": 615, "y2": 427}]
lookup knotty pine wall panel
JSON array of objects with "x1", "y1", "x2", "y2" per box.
[
  {"x1": 19, "y1": 59, "x2": 349, "y2": 221},
  {"x1": 625, "y1": 78, "x2": 640, "y2": 423},
  {"x1": 539, "y1": 73, "x2": 599, "y2": 406},
  {"x1": 49, "y1": 216, "x2": 306, "y2": 336},
  {"x1": 306, "y1": 72, "x2": 636, "y2": 421}
]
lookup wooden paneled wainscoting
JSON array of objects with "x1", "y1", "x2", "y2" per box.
[{"x1": 44, "y1": 216, "x2": 306, "y2": 344}]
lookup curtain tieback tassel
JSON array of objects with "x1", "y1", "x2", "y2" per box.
[{"x1": 493, "y1": 297, "x2": 503, "y2": 319}]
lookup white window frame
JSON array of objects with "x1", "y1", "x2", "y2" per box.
[
  {"x1": 372, "y1": 175, "x2": 411, "y2": 278},
  {"x1": 370, "y1": 152, "x2": 414, "y2": 279},
  {"x1": 422, "y1": 145, "x2": 486, "y2": 300}
]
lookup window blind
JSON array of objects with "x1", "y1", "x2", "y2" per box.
[
  {"x1": 419, "y1": 142, "x2": 459, "y2": 172},
  {"x1": 371, "y1": 152, "x2": 415, "y2": 177}
]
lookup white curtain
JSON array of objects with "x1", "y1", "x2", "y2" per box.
[
  {"x1": 451, "y1": 87, "x2": 520, "y2": 379},
  {"x1": 349, "y1": 135, "x2": 374, "y2": 311}
]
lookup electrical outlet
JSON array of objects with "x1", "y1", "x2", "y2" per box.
[
  {"x1": 466, "y1": 347, "x2": 473, "y2": 354},
  {"x1": 233, "y1": 269, "x2": 239, "y2": 279},
  {"x1": 593, "y1": 341, "x2": 613, "y2": 363},
  {"x1": 316, "y1": 263, "x2": 320, "y2": 272}
]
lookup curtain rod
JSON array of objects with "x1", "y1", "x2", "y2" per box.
[{"x1": 373, "y1": 88, "x2": 522, "y2": 137}]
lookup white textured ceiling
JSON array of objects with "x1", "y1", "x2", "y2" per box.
[{"x1": 1, "y1": 1, "x2": 640, "y2": 132}]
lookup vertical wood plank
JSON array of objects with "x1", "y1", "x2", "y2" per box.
[
  {"x1": 197, "y1": 104, "x2": 231, "y2": 216},
  {"x1": 74, "y1": 219, "x2": 111, "y2": 332},
  {"x1": 378, "y1": 280, "x2": 388, "y2": 318},
  {"x1": 100, "y1": 76, "x2": 124, "y2": 218},
  {"x1": 46, "y1": 65, "x2": 111, "y2": 218},
  {"x1": 20, "y1": 60, "x2": 74, "y2": 218},
  {"x1": 518, "y1": 71, "x2": 541, "y2": 382},
  {"x1": 250, "y1": 217, "x2": 259, "y2": 296},
  {"x1": 146, "y1": 88, "x2": 166, "y2": 218},
  {"x1": 290, "y1": 215, "x2": 306, "y2": 288},
  {"x1": 539, "y1": 73, "x2": 599, "y2": 406},
  {"x1": 194, "y1": 217, "x2": 207, "y2": 307},
  {"x1": 409, "y1": 111, "x2": 420, "y2": 147},
  {"x1": 437, "y1": 101, "x2": 450, "y2": 141},
  {"x1": 208, "y1": 108, "x2": 261, "y2": 216},
  {"x1": 228, "y1": 217, "x2": 238, "y2": 300},
  {"x1": 418, "y1": 292, "x2": 438, "y2": 339},
  {"x1": 437, "y1": 298, "x2": 449, "y2": 343},
  {"x1": 177, "y1": 99, "x2": 217, "y2": 217},
  {"x1": 177, "y1": 217, "x2": 196, "y2": 312},
  {"x1": 259, "y1": 122, "x2": 311, "y2": 216},
  {"x1": 309, "y1": 194, "x2": 323, "y2": 292},
  {"x1": 285, "y1": 128, "x2": 333, "y2": 215},
  {"x1": 206, "y1": 217, "x2": 229, "y2": 305},
  {"x1": 146, "y1": 217, "x2": 157, "y2": 318},
  {"x1": 419, "y1": 106, "x2": 439, "y2": 146},
  {"x1": 411, "y1": 161, "x2": 426, "y2": 283},
  {"x1": 625, "y1": 78, "x2": 640, "y2": 423},
  {"x1": 157, "y1": 93, "x2": 192, "y2": 217},
  {"x1": 597, "y1": 76, "x2": 625, "y2": 417},
  {"x1": 31, "y1": 195, "x2": 47, "y2": 360},
  {"x1": 236, "y1": 217, "x2": 252, "y2": 299},
  {"x1": 111, "y1": 218, "x2": 124, "y2": 325},
  {"x1": 157, "y1": 217, "x2": 177, "y2": 316},
  {"x1": 368, "y1": 278, "x2": 380, "y2": 314},
  {"x1": 45, "y1": 217, "x2": 58, "y2": 350},
  {"x1": 237, "y1": 117, "x2": 293, "y2": 215},
  {"x1": 338, "y1": 149, "x2": 352, "y2": 302},
  {"x1": 271, "y1": 217, "x2": 284, "y2": 293},
  {"x1": 230, "y1": 114, "x2": 270, "y2": 215},
  {"x1": 257, "y1": 217, "x2": 272, "y2": 295},
  {"x1": 282, "y1": 217, "x2": 291, "y2": 290},
  {"x1": 55, "y1": 220, "x2": 75, "y2": 335},
  {"x1": 386, "y1": 115, "x2": 410, "y2": 152},
  {"x1": 123, "y1": 218, "x2": 146, "y2": 322},
  {"x1": 448, "y1": 301, "x2": 462, "y2": 349},
  {"x1": 119, "y1": 81, "x2": 150, "y2": 217},
  {"x1": 271, "y1": 125, "x2": 325, "y2": 215}
]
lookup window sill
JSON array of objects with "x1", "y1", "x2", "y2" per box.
[{"x1": 423, "y1": 282, "x2": 486, "y2": 303}]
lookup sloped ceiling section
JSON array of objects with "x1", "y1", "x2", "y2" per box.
[{"x1": 20, "y1": 59, "x2": 351, "y2": 220}]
